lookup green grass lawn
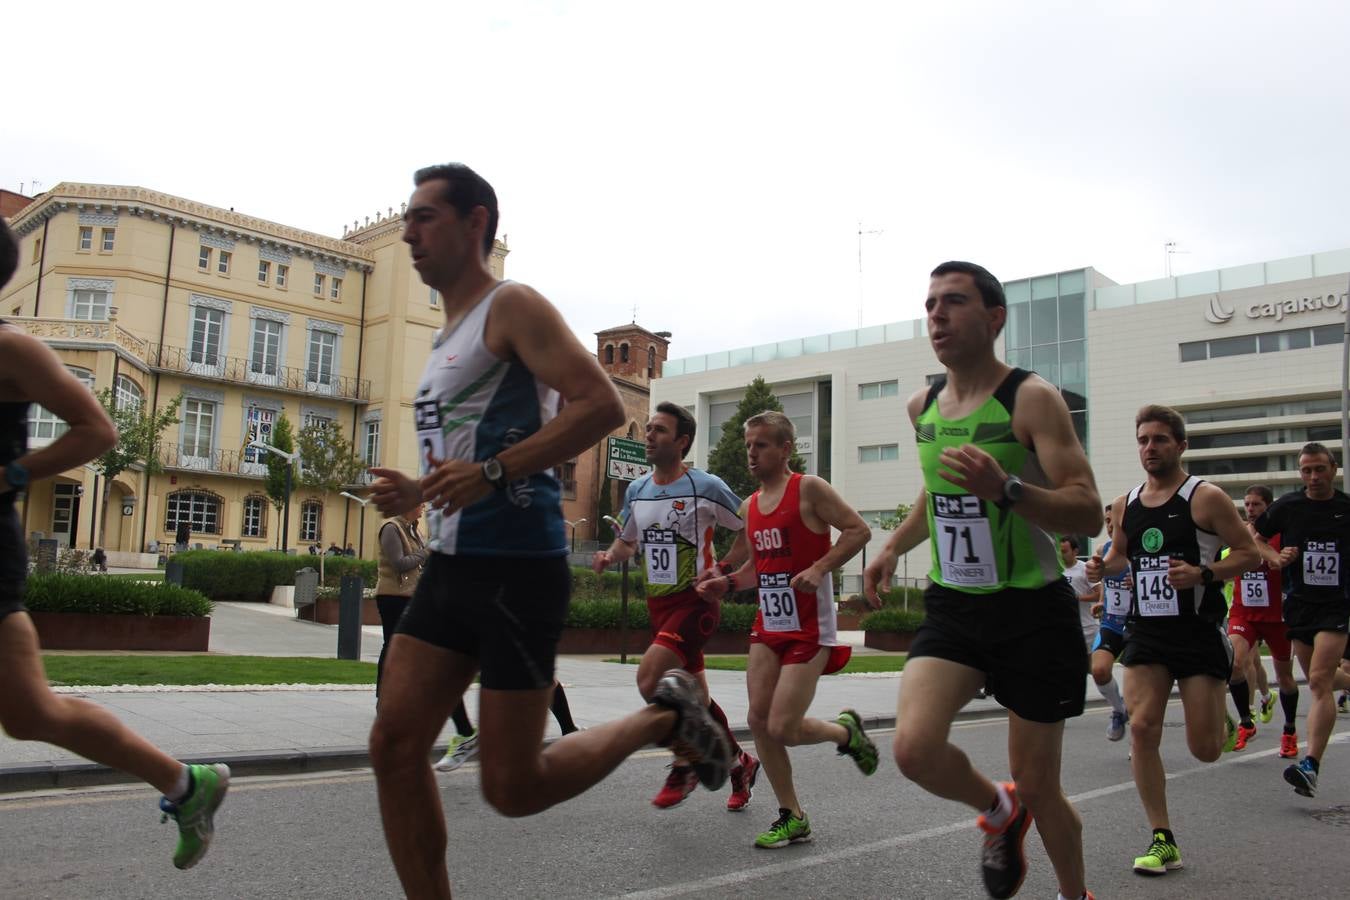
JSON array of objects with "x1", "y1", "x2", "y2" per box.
[
  {"x1": 604, "y1": 654, "x2": 907, "y2": 674},
  {"x1": 101, "y1": 572, "x2": 165, "y2": 582},
  {"x1": 42, "y1": 655, "x2": 375, "y2": 686}
]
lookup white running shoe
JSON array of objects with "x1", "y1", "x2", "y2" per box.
[{"x1": 434, "y1": 731, "x2": 479, "y2": 772}]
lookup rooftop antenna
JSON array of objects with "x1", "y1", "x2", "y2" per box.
[
  {"x1": 858, "y1": 221, "x2": 884, "y2": 326},
  {"x1": 1163, "y1": 240, "x2": 1190, "y2": 278}
]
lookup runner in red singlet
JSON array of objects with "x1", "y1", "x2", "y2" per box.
[{"x1": 697, "y1": 410, "x2": 878, "y2": 849}]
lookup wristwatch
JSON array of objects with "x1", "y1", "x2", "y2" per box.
[
  {"x1": 481, "y1": 456, "x2": 508, "y2": 491},
  {"x1": 994, "y1": 474, "x2": 1024, "y2": 512},
  {"x1": 1200, "y1": 565, "x2": 1215, "y2": 585},
  {"x1": 2, "y1": 460, "x2": 30, "y2": 493}
]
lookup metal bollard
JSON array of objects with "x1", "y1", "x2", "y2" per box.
[{"x1": 337, "y1": 575, "x2": 363, "y2": 660}]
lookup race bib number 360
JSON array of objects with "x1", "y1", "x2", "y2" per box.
[
  {"x1": 643, "y1": 529, "x2": 678, "y2": 585},
  {"x1": 933, "y1": 495, "x2": 997, "y2": 587},
  {"x1": 757, "y1": 572, "x2": 800, "y2": 632}
]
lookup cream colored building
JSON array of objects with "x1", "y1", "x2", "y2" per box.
[
  {"x1": 1, "y1": 182, "x2": 505, "y2": 562},
  {"x1": 652, "y1": 250, "x2": 1350, "y2": 593}
]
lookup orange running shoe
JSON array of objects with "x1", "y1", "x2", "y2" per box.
[
  {"x1": 1279, "y1": 730, "x2": 1299, "y2": 759},
  {"x1": 1234, "y1": 723, "x2": 1257, "y2": 751}
]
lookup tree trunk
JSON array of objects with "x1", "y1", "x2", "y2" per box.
[{"x1": 98, "y1": 476, "x2": 114, "y2": 550}]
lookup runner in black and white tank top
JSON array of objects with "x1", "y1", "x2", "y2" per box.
[{"x1": 1122, "y1": 474, "x2": 1226, "y2": 625}]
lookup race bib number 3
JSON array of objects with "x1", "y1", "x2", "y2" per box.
[
  {"x1": 757, "y1": 572, "x2": 800, "y2": 632},
  {"x1": 933, "y1": 495, "x2": 997, "y2": 587},
  {"x1": 1135, "y1": 562, "x2": 1179, "y2": 617},
  {"x1": 1240, "y1": 574, "x2": 1269, "y2": 607},
  {"x1": 643, "y1": 529, "x2": 678, "y2": 585},
  {"x1": 1105, "y1": 584, "x2": 1131, "y2": 617},
  {"x1": 1304, "y1": 550, "x2": 1339, "y2": 588}
]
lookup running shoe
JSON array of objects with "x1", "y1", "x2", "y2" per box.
[
  {"x1": 1259, "y1": 692, "x2": 1276, "y2": 724},
  {"x1": 754, "y1": 808, "x2": 812, "y2": 848},
  {"x1": 726, "y1": 751, "x2": 760, "y2": 812},
  {"x1": 1132, "y1": 830, "x2": 1182, "y2": 876},
  {"x1": 159, "y1": 763, "x2": 230, "y2": 870},
  {"x1": 650, "y1": 668, "x2": 732, "y2": 790},
  {"x1": 434, "y1": 730, "x2": 479, "y2": 772},
  {"x1": 1107, "y1": 710, "x2": 1128, "y2": 742},
  {"x1": 1234, "y1": 723, "x2": 1257, "y2": 751},
  {"x1": 1284, "y1": 758, "x2": 1318, "y2": 798},
  {"x1": 651, "y1": 764, "x2": 698, "y2": 809},
  {"x1": 1221, "y1": 713, "x2": 1238, "y2": 753},
  {"x1": 1279, "y1": 730, "x2": 1299, "y2": 759},
  {"x1": 1338, "y1": 691, "x2": 1349, "y2": 714},
  {"x1": 835, "y1": 709, "x2": 879, "y2": 775},
  {"x1": 977, "y1": 782, "x2": 1032, "y2": 899}
]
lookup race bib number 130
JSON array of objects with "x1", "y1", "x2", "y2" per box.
[{"x1": 757, "y1": 572, "x2": 800, "y2": 632}]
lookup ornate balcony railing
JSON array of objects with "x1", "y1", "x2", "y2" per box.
[
  {"x1": 148, "y1": 343, "x2": 371, "y2": 402},
  {"x1": 157, "y1": 442, "x2": 257, "y2": 477},
  {"x1": 10, "y1": 315, "x2": 151, "y2": 361}
]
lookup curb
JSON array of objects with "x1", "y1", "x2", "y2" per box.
[{"x1": 0, "y1": 699, "x2": 1100, "y2": 795}]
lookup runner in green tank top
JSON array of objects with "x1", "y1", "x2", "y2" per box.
[{"x1": 863, "y1": 261, "x2": 1103, "y2": 900}]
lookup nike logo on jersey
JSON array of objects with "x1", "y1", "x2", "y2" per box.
[{"x1": 1168, "y1": 513, "x2": 1179, "y2": 518}]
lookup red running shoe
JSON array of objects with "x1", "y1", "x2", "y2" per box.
[
  {"x1": 1234, "y1": 723, "x2": 1257, "y2": 751},
  {"x1": 1279, "y1": 731, "x2": 1299, "y2": 759},
  {"x1": 726, "y1": 751, "x2": 760, "y2": 812},
  {"x1": 652, "y1": 764, "x2": 698, "y2": 809}
]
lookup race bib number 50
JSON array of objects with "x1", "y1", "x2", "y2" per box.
[
  {"x1": 757, "y1": 572, "x2": 800, "y2": 632},
  {"x1": 643, "y1": 528, "x2": 678, "y2": 585},
  {"x1": 933, "y1": 494, "x2": 997, "y2": 587}
]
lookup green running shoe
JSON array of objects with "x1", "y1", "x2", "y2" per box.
[
  {"x1": 835, "y1": 709, "x2": 878, "y2": 775},
  {"x1": 754, "y1": 808, "x2": 812, "y2": 848},
  {"x1": 1221, "y1": 713, "x2": 1237, "y2": 753},
  {"x1": 159, "y1": 763, "x2": 230, "y2": 870},
  {"x1": 1132, "y1": 830, "x2": 1182, "y2": 876},
  {"x1": 1259, "y1": 692, "x2": 1276, "y2": 724}
]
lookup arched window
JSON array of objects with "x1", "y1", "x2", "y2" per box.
[
  {"x1": 29, "y1": 367, "x2": 94, "y2": 441},
  {"x1": 619, "y1": 343, "x2": 629, "y2": 363},
  {"x1": 300, "y1": 501, "x2": 323, "y2": 542},
  {"x1": 242, "y1": 495, "x2": 268, "y2": 538},
  {"x1": 164, "y1": 490, "x2": 223, "y2": 535},
  {"x1": 647, "y1": 346, "x2": 656, "y2": 378},
  {"x1": 115, "y1": 374, "x2": 143, "y2": 412},
  {"x1": 603, "y1": 344, "x2": 614, "y2": 364}
]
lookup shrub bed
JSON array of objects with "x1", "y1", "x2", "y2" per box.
[
  {"x1": 565, "y1": 597, "x2": 757, "y2": 633},
  {"x1": 174, "y1": 551, "x2": 376, "y2": 602},
  {"x1": 858, "y1": 606, "x2": 926, "y2": 633},
  {"x1": 24, "y1": 573, "x2": 212, "y2": 617}
]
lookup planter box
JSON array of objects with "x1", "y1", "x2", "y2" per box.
[
  {"x1": 31, "y1": 612, "x2": 211, "y2": 652},
  {"x1": 557, "y1": 628, "x2": 750, "y2": 655},
  {"x1": 835, "y1": 611, "x2": 863, "y2": 631},
  {"x1": 298, "y1": 597, "x2": 382, "y2": 626},
  {"x1": 863, "y1": 630, "x2": 916, "y2": 652},
  {"x1": 104, "y1": 551, "x2": 160, "y2": 569}
]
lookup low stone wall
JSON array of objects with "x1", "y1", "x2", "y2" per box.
[
  {"x1": 31, "y1": 612, "x2": 210, "y2": 651},
  {"x1": 297, "y1": 597, "x2": 382, "y2": 626},
  {"x1": 104, "y1": 551, "x2": 160, "y2": 569},
  {"x1": 862, "y1": 631, "x2": 916, "y2": 652}
]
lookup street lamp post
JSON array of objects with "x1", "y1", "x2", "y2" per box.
[
  {"x1": 250, "y1": 441, "x2": 298, "y2": 553},
  {"x1": 601, "y1": 515, "x2": 629, "y2": 663},
  {"x1": 565, "y1": 517, "x2": 588, "y2": 553}
]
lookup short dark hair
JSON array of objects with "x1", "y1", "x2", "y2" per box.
[
  {"x1": 1300, "y1": 442, "x2": 1339, "y2": 467},
  {"x1": 1135, "y1": 404, "x2": 1186, "y2": 444},
  {"x1": 1245, "y1": 484, "x2": 1273, "y2": 504},
  {"x1": 0, "y1": 219, "x2": 18, "y2": 290},
  {"x1": 931, "y1": 261, "x2": 1006, "y2": 308},
  {"x1": 655, "y1": 401, "x2": 696, "y2": 458},
  {"x1": 413, "y1": 163, "x2": 499, "y2": 258},
  {"x1": 1060, "y1": 536, "x2": 1079, "y2": 552}
]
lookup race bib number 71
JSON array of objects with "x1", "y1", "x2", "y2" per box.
[{"x1": 933, "y1": 494, "x2": 997, "y2": 587}]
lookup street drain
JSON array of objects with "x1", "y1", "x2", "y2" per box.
[{"x1": 1309, "y1": 805, "x2": 1350, "y2": 827}]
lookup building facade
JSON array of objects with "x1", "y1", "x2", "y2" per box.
[
  {"x1": 1, "y1": 183, "x2": 506, "y2": 561},
  {"x1": 652, "y1": 249, "x2": 1350, "y2": 592}
]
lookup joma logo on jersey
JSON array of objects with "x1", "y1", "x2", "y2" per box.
[
  {"x1": 938, "y1": 426, "x2": 969, "y2": 437},
  {"x1": 934, "y1": 494, "x2": 982, "y2": 517}
]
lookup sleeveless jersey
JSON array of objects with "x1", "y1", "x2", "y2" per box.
[
  {"x1": 0, "y1": 320, "x2": 29, "y2": 504},
  {"x1": 1231, "y1": 533, "x2": 1283, "y2": 622},
  {"x1": 917, "y1": 368, "x2": 1061, "y2": 593},
  {"x1": 412, "y1": 282, "x2": 564, "y2": 557},
  {"x1": 1099, "y1": 539, "x2": 1130, "y2": 634},
  {"x1": 1255, "y1": 488, "x2": 1350, "y2": 604},
  {"x1": 618, "y1": 467, "x2": 743, "y2": 598},
  {"x1": 746, "y1": 473, "x2": 838, "y2": 645},
  {"x1": 1122, "y1": 475, "x2": 1225, "y2": 621}
]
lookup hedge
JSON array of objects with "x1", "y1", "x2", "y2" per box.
[
  {"x1": 174, "y1": 551, "x2": 377, "y2": 602},
  {"x1": 24, "y1": 574, "x2": 213, "y2": 617},
  {"x1": 858, "y1": 607, "x2": 926, "y2": 633},
  {"x1": 565, "y1": 597, "x2": 757, "y2": 633}
]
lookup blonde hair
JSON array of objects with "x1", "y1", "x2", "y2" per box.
[{"x1": 743, "y1": 410, "x2": 795, "y2": 444}]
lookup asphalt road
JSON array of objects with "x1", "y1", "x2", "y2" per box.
[{"x1": 2, "y1": 702, "x2": 1347, "y2": 899}]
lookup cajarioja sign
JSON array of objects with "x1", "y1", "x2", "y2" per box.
[{"x1": 1205, "y1": 291, "x2": 1349, "y2": 325}]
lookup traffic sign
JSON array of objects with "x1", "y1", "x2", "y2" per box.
[{"x1": 606, "y1": 437, "x2": 651, "y2": 481}]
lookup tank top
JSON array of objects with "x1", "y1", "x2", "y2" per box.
[
  {"x1": 618, "y1": 467, "x2": 743, "y2": 598},
  {"x1": 746, "y1": 473, "x2": 838, "y2": 645},
  {"x1": 1231, "y1": 533, "x2": 1283, "y2": 622},
  {"x1": 0, "y1": 320, "x2": 29, "y2": 507},
  {"x1": 917, "y1": 368, "x2": 1061, "y2": 593},
  {"x1": 1122, "y1": 475, "x2": 1225, "y2": 622},
  {"x1": 412, "y1": 282, "x2": 564, "y2": 557},
  {"x1": 1099, "y1": 539, "x2": 1131, "y2": 633}
]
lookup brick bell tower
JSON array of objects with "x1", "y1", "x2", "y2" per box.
[{"x1": 595, "y1": 323, "x2": 671, "y2": 386}]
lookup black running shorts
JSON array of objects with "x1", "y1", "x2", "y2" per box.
[
  {"x1": 1120, "y1": 617, "x2": 1232, "y2": 682},
  {"x1": 909, "y1": 580, "x2": 1087, "y2": 723},
  {"x1": 0, "y1": 503, "x2": 28, "y2": 623},
  {"x1": 395, "y1": 552, "x2": 570, "y2": 691},
  {"x1": 1283, "y1": 594, "x2": 1350, "y2": 647}
]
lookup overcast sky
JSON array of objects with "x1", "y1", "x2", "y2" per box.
[{"x1": 6, "y1": 1, "x2": 1348, "y2": 359}]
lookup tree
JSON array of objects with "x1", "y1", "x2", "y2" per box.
[
  {"x1": 90, "y1": 390, "x2": 181, "y2": 549},
  {"x1": 295, "y1": 418, "x2": 365, "y2": 495},
  {"x1": 706, "y1": 376, "x2": 806, "y2": 501},
  {"x1": 263, "y1": 414, "x2": 296, "y2": 550},
  {"x1": 872, "y1": 502, "x2": 914, "y2": 532}
]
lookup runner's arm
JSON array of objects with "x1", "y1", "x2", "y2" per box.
[
  {"x1": 0, "y1": 328, "x2": 116, "y2": 488},
  {"x1": 1004, "y1": 377, "x2": 1102, "y2": 536},
  {"x1": 1251, "y1": 528, "x2": 1287, "y2": 567},
  {"x1": 799, "y1": 475, "x2": 872, "y2": 575},
  {"x1": 1086, "y1": 496, "x2": 1128, "y2": 580},
  {"x1": 1170, "y1": 483, "x2": 1260, "y2": 588},
  {"x1": 862, "y1": 486, "x2": 928, "y2": 606}
]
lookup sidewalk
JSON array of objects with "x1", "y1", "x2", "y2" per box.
[{"x1": 0, "y1": 601, "x2": 1229, "y2": 792}]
